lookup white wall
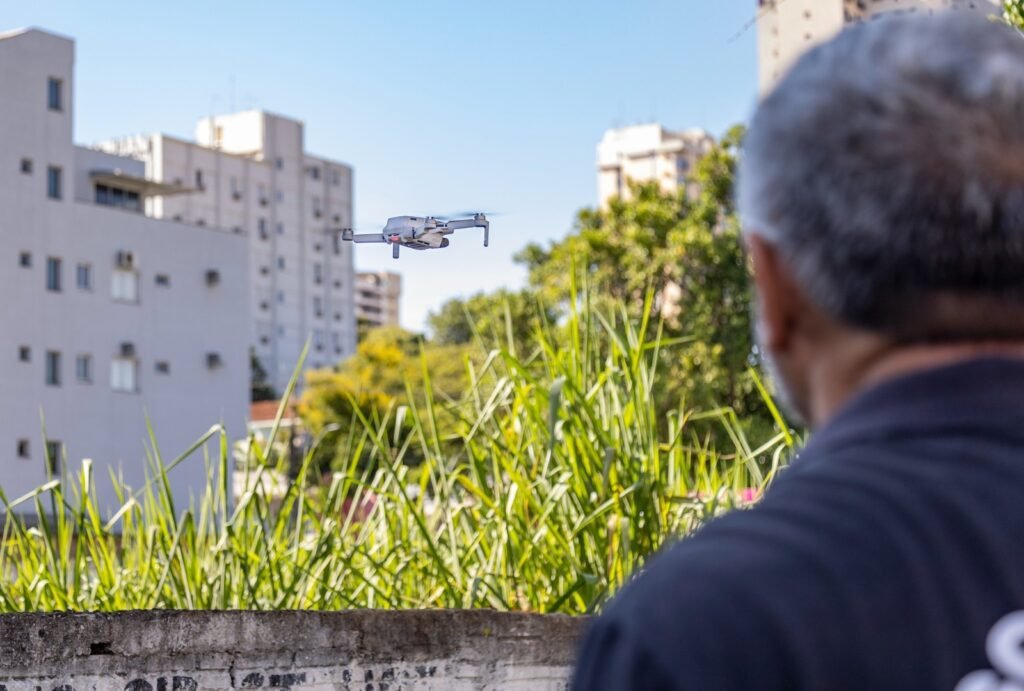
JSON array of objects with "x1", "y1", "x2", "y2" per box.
[{"x1": 0, "y1": 29, "x2": 249, "y2": 513}]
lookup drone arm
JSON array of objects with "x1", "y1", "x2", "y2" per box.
[
  {"x1": 442, "y1": 215, "x2": 490, "y2": 247},
  {"x1": 342, "y1": 230, "x2": 389, "y2": 244}
]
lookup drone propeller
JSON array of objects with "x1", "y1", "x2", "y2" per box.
[{"x1": 434, "y1": 210, "x2": 504, "y2": 220}]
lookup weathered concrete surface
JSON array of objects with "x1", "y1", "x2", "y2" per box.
[{"x1": 0, "y1": 610, "x2": 588, "y2": 690}]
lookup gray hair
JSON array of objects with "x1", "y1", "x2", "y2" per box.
[{"x1": 738, "y1": 13, "x2": 1024, "y2": 340}]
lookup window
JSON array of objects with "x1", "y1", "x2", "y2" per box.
[
  {"x1": 18, "y1": 346, "x2": 30, "y2": 362},
  {"x1": 111, "y1": 357, "x2": 137, "y2": 392},
  {"x1": 20, "y1": 158, "x2": 32, "y2": 174},
  {"x1": 47, "y1": 166, "x2": 62, "y2": 200},
  {"x1": 76, "y1": 354, "x2": 92, "y2": 383},
  {"x1": 313, "y1": 263, "x2": 323, "y2": 284},
  {"x1": 313, "y1": 296, "x2": 323, "y2": 318},
  {"x1": 112, "y1": 269, "x2": 139, "y2": 302},
  {"x1": 17, "y1": 439, "x2": 29, "y2": 459},
  {"x1": 155, "y1": 361, "x2": 170, "y2": 374},
  {"x1": 276, "y1": 222, "x2": 284, "y2": 235},
  {"x1": 195, "y1": 169, "x2": 205, "y2": 190},
  {"x1": 95, "y1": 184, "x2": 141, "y2": 212},
  {"x1": 230, "y1": 177, "x2": 241, "y2": 200},
  {"x1": 19, "y1": 252, "x2": 32, "y2": 268},
  {"x1": 331, "y1": 169, "x2": 341, "y2": 186},
  {"x1": 76, "y1": 263, "x2": 92, "y2": 291},
  {"x1": 45, "y1": 351, "x2": 61, "y2": 386},
  {"x1": 155, "y1": 274, "x2": 171, "y2": 287},
  {"x1": 275, "y1": 157, "x2": 284, "y2": 170},
  {"x1": 47, "y1": 77, "x2": 63, "y2": 111},
  {"x1": 277, "y1": 290, "x2": 285, "y2": 303},
  {"x1": 313, "y1": 329, "x2": 325, "y2": 352},
  {"x1": 46, "y1": 257, "x2": 62, "y2": 292},
  {"x1": 258, "y1": 218, "x2": 268, "y2": 240},
  {"x1": 258, "y1": 183, "x2": 268, "y2": 205},
  {"x1": 333, "y1": 234, "x2": 342, "y2": 255},
  {"x1": 312, "y1": 196, "x2": 322, "y2": 217},
  {"x1": 45, "y1": 441, "x2": 62, "y2": 475},
  {"x1": 309, "y1": 166, "x2": 321, "y2": 180},
  {"x1": 275, "y1": 190, "x2": 283, "y2": 203},
  {"x1": 277, "y1": 257, "x2": 285, "y2": 270}
]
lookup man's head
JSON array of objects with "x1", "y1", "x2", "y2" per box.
[{"x1": 739, "y1": 13, "x2": 1024, "y2": 428}]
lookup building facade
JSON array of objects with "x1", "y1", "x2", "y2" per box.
[
  {"x1": 98, "y1": 110, "x2": 357, "y2": 394},
  {"x1": 596, "y1": 124, "x2": 715, "y2": 208},
  {"x1": 354, "y1": 271, "x2": 401, "y2": 329},
  {"x1": 757, "y1": 0, "x2": 1004, "y2": 93},
  {"x1": 0, "y1": 28, "x2": 250, "y2": 512}
]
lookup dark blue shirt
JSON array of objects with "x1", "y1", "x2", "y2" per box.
[{"x1": 573, "y1": 358, "x2": 1024, "y2": 690}]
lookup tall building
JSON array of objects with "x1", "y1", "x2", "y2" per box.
[
  {"x1": 596, "y1": 124, "x2": 715, "y2": 208},
  {"x1": 0, "y1": 28, "x2": 249, "y2": 512},
  {"x1": 757, "y1": 0, "x2": 1004, "y2": 93},
  {"x1": 98, "y1": 109, "x2": 358, "y2": 394},
  {"x1": 355, "y1": 271, "x2": 402, "y2": 329}
]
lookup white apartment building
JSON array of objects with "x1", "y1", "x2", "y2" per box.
[
  {"x1": 355, "y1": 271, "x2": 401, "y2": 329},
  {"x1": 757, "y1": 0, "x2": 1003, "y2": 93},
  {"x1": 0, "y1": 28, "x2": 249, "y2": 512},
  {"x1": 596, "y1": 124, "x2": 715, "y2": 208},
  {"x1": 98, "y1": 110, "x2": 357, "y2": 394}
]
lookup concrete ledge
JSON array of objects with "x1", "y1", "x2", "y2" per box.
[{"x1": 0, "y1": 610, "x2": 588, "y2": 690}]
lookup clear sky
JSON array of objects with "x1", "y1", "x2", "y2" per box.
[{"x1": 6, "y1": 1, "x2": 759, "y2": 331}]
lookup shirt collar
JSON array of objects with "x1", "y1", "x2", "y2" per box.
[{"x1": 800, "y1": 356, "x2": 1024, "y2": 459}]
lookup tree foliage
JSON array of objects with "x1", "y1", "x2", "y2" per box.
[
  {"x1": 1007, "y1": 0, "x2": 1024, "y2": 30},
  {"x1": 427, "y1": 288, "x2": 555, "y2": 351},
  {"x1": 298, "y1": 327, "x2": 471, "y2": 471},
  {"x1": 516, "y1": 126, "x2": 763, "y2": 424},
  {"x1": 250, "y1": 349, "x2": 276, "y2": 402}
]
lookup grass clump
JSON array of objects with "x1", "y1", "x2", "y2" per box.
[{"x1": 0, "y1": 297, "x2": 791, "y2": 614}]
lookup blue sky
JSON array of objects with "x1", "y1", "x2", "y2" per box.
[{"x1": 7, "y1": 1, "x2": 759, "y2": 331}]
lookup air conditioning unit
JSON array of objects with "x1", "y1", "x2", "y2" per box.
[
  {"x1": 232, "y1": 191, "x2": 242, "y2": 201},
  {"x1": 206, "y1": 352, "x2": 223, "y2": 369},
  {"x1": 260, "y1": 301, "x2": 269, "y2": 311},
  {"x1": 313, "y1": 209, "x2": 323, "y2": 219},
  {"x1": 205, "y1": 269, "x2": 221, "y2": 286},
  {"x1": 120, "y1": 342, "x2": 136, "y2": 358},
  {"x1": 259, "y1": 196, "x2": 269, "y2": 207},
  {"x1": 116, "y1": 251, "x2": 135, "y2": 269}
]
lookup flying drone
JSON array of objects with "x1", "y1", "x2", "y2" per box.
[{"x1": 341, "y1": 213, "x2": 490, "y2": 258}]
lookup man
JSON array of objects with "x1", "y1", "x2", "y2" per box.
[{"x1": 573, "y1": 12, "x2": 1024, "y2": 691}]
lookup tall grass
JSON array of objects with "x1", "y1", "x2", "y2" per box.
[{"x1": 0, "y1": 295, "x2": 791, "y2": 614}]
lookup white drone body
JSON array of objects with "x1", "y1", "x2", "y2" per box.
[{"x1": 341, "y1": 213, "x2": 490, "y2": 258}]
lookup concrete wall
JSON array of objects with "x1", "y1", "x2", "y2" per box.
[{"x1": 0, "y1": 611, "x2": 586, "y2": 691}]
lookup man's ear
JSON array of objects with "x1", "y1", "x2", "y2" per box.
[{"x1": 747, "y1": 235, "x2": 800, "y2": 353}]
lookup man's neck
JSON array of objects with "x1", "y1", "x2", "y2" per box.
[{"x1": 810, "y1": 341, "x2": 1024, "y2": 429}]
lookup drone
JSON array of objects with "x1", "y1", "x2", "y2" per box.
[{"x1": 341, "y1": 213, "x2": 490, "y2": 258}]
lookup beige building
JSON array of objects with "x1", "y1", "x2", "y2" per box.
[
  {"x1": 98, "y1": 111, "x2": 358, "y2": 393},
  {"x1": 355, "y1": 271, "x2": 402, "y2": 329},
  {"x1": 596, "y1": 124, "x2": 714, "y2": 208},
  {"x1": 757, "y1": 0, "x2": 1003, "y2": 93}
]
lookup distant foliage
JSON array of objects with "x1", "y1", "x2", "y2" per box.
[
  {"x1": 1007, "y1": 0, "x2": 1024, "y2": 29},
  {"x1": 299, "y1": 327, "x2": 471, "y2": 472},
  {"x1": 516, "y1": 126, "x2": 770, "y2": 434}
]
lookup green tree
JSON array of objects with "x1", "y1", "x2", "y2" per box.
[
  {"x1": 516, "y1": 126, "x2": 763, "y2": 424},
  {"x1": 250, "y1": 349, "x2": 276, "y2": 402},
  {"x1": 427, "y1": 288, "x2": 555, "y2": 351},
  {"x1": 298, "y1": 326, "x2": 471, "y2": 472},
  {"x1": 1007, "y1": 0, "x2": 1024, "y2": 29}
]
